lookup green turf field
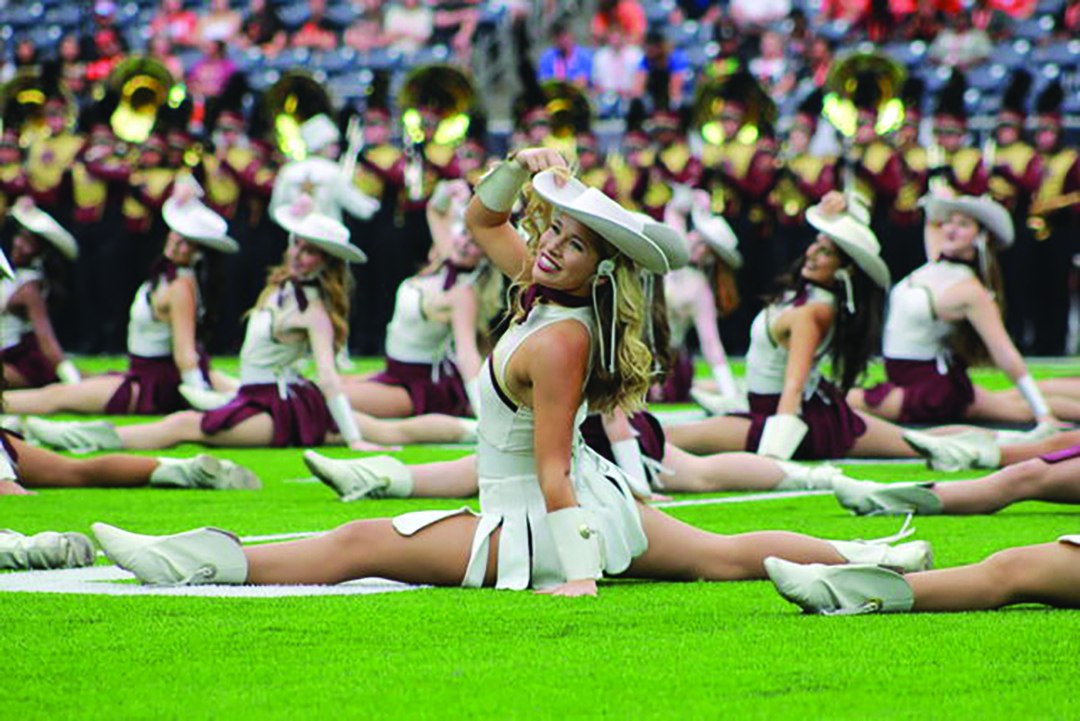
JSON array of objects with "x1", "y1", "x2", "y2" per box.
[{"x1": 4, "y1": 358, "x2": 1080, "y2": 719}]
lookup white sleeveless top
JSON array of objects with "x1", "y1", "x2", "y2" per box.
[
  {"x1": 883, "y1": 261, "x2": 975, "y2": 362},
  {"x1": 0, "y1": 267, "x2": 43, "y2": 349},
  {"x1": 126, "y1": 268, "x2": 198, "y2": 358},
  {"x1": 238, "y1": 284, "x2": 317, "y2": 390},
  {"x1": 664, "y1": 267, "x2": 705, "y2": 348},
  {"x1": 476, "y1": 302, "x2": 595, "y2": 480},
  {"x1": 745, "y1": 285, "x2": 836, "y2": 396},
  {"x1": 384, "y1": 266, "x2": 481, "y2": 364}
]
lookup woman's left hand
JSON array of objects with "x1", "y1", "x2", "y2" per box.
[
  {"x1": 0, "y1": 480, "x2": 34, "y2": 495},
  {"x1": 536, "y1": 579, "x2": 598, "y2": 598}
]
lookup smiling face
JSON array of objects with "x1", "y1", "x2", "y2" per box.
[
  {"x1": 800, "y1": 234, "x2": 844, "y2": 286},
  {"x1": 11, "y1": 228, "x2": 42, "y2": 266},
  {"x1": 448, "y1": 224, "x2": 484, "y2": 268},
  {"x1": 939, "y1": 211, "x2": 981, "y2": 260},
  {"x1": 287, "y1": 238, "x2": 327, "y2": 278},
  {"x1": 532, "y1": 212, "x2": 604, "y2": 296},
  {"x1": 164, "y1": 230, "x2": 199, "y2": 266}
]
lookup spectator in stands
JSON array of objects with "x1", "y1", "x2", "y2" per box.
[
  {"x1": 800, "y1": 37, "x2": 834, "y2": 89},
  {"x1": 150, "y1": 0, "x2": 200, "y2": 49},
  {"x1": 731, "y1": 0, "x2": 791, "y2": 30},
  {"x1": 187, "y1": 40, "x2": 237, "y2": 101},
  {"x1": 58, "y1": 35, "x2": 87, "y2": 97},
  {"x1": 383, "y1": 0, "x2": 435, "y2": 55},
  {"x1": 990, "y1": 0, "x2": 1036, "y2": 18},
  {"x1": 85, "y1": 28, "x2": 125, "y2": 83},
  {"x1": 592, "y1": 0, "x2": 647, "y2": 47},
  {"x1": 633, "y1": 29, "x2": 690, "y2": 109},
  {"x1": 432, "y1": 1, "x2": 482, "y2": 62},
  {"x1": 149, "y1": 35, "x2": 184, "y2": 82},
  {"x1": 928, "y1": 13, "x2": 992, "y2": 68},
  {"x1": 749, "y1": 30, "x2": 796, "y2": 100},
  {"x1": 971, "y1": 0, "x2": 1011, "y2": 40},
  {"x1": 787, "y1": 9, "x2": 813, "y2": 58},
  {"x1": 671, "y1": 0, "x2": 723, "y2": 24},
  {"x1": 538, "y1": 19, "x2": 592, "y2": 88},
  {"x1": 592, "y1": 26, "x2": 644, "y2": 100},
  {"x1": 293, "y1": 0, "x2": 340, "y2": 51},
  {"x1": 197, "y1": 0, "x2": 243, "y2": 47},
  {"x1": 344, "y1": 0, "x2": 388, "y2": 52},
  {"x1": 240, "y1": 0, "x2": 288, "y2": 56},
  {"x1": 14, "y1": 37, "x2": 38, "y2": 70},
  {"x1": 900, "y1": 0, "x2": 945, "y2": 41},
  {"x1": 1055, "y1": 0, "x2": 1080, "y2": 37},
  {"x1": 818, "y1": 0, "x2": 871, "y2": 24}
]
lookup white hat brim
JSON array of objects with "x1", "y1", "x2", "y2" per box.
[
  {"x1": 11, "y1": 205, "x2": 78, "y2": 260},
  {"x1": 631, "y1": 212, "x2": 689, "y2": 271},
  {"x1": 272, "y1": 206, "x2": 367, "y2": 264},
  {"x1": 691, "y1": 208, "x2": 742, "y2": 269},
  {"x1": 925, "y1": 196, "x2": 1014, "y2": 247},
  {"x1": 0, "y1": 247, "x2": 14, "y2": 280},
  {"x1": 532, "y1": 170, "x2": 670, "y2": 274},
  {"x1": 163, "y1": 198, "x2": 239, "y2": 254},
  {"x1": 806, "y1": 207, "x2": 891, "y2": 288}
]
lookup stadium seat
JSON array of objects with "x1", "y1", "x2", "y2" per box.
[
  {"x1": 278, "y1": 3, "x2": 310, "y2": 32},
  {"x1": 267, "y1": 46, "x2": 312, "y2": 71},
  {"x1": 1031, "y1": 41, "x2": 1080, "y2": 67},
  {"x1": 356, "y1": 47, "x2": 402, "y2": 72},
  {"x1": 44, "y1": 5, "x2": 80, "y2": 29},
  {"x1": 967, "y1": 64, "x2": 1010, "y2": 91},
  {"x1": 1012, "y1": 15, "x2": 1056, "y2": 41},
  {"x1": 316, "y1": 47, "x2": 357, "y2": 74},
  {"x1": 989, "y1": 40, "x2": 1032, "y2": 69}
]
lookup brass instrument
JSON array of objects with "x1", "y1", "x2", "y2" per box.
[
  {"x1": 692, "y1": 71, "x2": 775, "y2": 147},
  {"x1": 398, "y1": 64, "x2": 476, "y2": 146},
  {"x1": 823, "y1": 51, "x2": 907, "y2": 139},
  {"x1": 0, "y1": 68, "x2": 76, "y2": 144},
  {"x1": 262, "y1": 71, "x2": 333, "y2": 160},
  {"x1": 106, "y1": 56, "x2": 177, "y2": 143}
]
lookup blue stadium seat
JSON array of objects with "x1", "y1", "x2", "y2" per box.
[
  {"x1": 250, "y1": 69, "x2": 281, "y2": 91},
  {"x1": 44, "y1": 5, "x2": 81, "y2": 29},
  {"x1": 356, "y1": 48, "x2": 402, "y2": 72},
  {"x1": 989, "y1": 40, "x2": 1032, "y2": 69},
  {"x1": 278, "y1": 3, "x2": 310, "y2": 32},
  {"x1": 267, "y1": 46, "x2": 312, "y2": 71},
  {"x1": 4, "y1": 3, "x2": 45, "y2": 29},
  {"x1": 404, "y1": 44, "x2": 451, "y2": 68},
  {"x1": 884, "y1": 40, "x2": 929, "y2": 68},
  {"x1": 967, "y1": 63, "x2": 1010, "y2": 91},
  {"x1": 325, "y1": 3, "x2": 358, "y2": 28},
  {"x1": 1031, "y1": 41, "x2": 1080, "y2": 67},
  {"x1": 1012, "y1": 15, "x2": 1056, "y2": 41},
  {"x1": 317, "y1": 47, "x2": 358, "y2": 74}
]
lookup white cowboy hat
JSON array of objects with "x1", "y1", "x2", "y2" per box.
[
  {"x1": 300, "y1": 114, "x2": 340, "y2": 155},
  {"x1": 690, "y1": 205, "x2": 742, "y2": 270},
  {"x1": 162, "y1": 186, "x2": 239, "y2": 255},
  {"x1": 632, "y1": 212, "x2": 689, "y2": 271},
  {"x1": 0, "y1": 247, "x2": 14, "y2": 280},
  {"x1": 273, "y1": 195, "x2": 367, "y2": 264},
  {"x1": 806, "y1": 205, "x2": 891, "y2": 289},
  {"x1": 11, "y1": 200, "x2": 78, "y2": 260},
  {"x1": 531, "y1": 170, "x2": 670, "y2": 274},
  {"x1": 924, "y1": 195, "x2": 1014, "y2": 247}
]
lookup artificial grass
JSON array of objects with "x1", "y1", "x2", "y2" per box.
[{"x1": 3, "y1": 358, "x2": 1080, "y2": 719}]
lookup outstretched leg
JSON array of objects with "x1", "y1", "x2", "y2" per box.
[
  {"x1": 244, "y1": 514, "x2": 496, "y2": 586},
  {"x1": 658, "y1": 447, "x2": 785, "y2": 492},
  {"x1": 848, "y1": 412, "x2": 921, "y2": 458},
  {"x1": 1000, "y1": 429, "x2": 1080, "y2": 466},
  {"x1": 663, "y1": 416, "x2": 753, "y2": 456},
  {"x1": 930, "y1": 456, "x2": 1080, "y2": 514},
  {"x1": 343, "y1": 379, "x2": 415, "y2": 418},
  {"x1": 350, "y1": 412, "x2": 472, "y2": 446},
  {"x1": 14, "y1": 437, "x2": 157, "y2": 488},
  {"x1": 4, "y1": 376, "x2": 125, "y2": 414},
  {"x1": 117, "y1": 411, "x2": 275, "y2": 450},
  {"x1": 907, "y1": 541, "x2": 1080, "y2": 611}
]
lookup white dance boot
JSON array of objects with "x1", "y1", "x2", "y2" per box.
[
  {"x1": 24, "y1": 418, "x2": 122, "y2": 453},
  {"x1": 765, "y1": 557, "x2": 915, "y2": 615},
  {"x1": 178, "y1": 385, "x2": 233, "y2": 411},
  {"x1": 303, "y1": 452, "x2": 414, "y2": 501},
  {"x1": 903, "y1": 429, "x2": 1000, "y2": 472},
  {"x1": 150, "y1": 455, "x2": 262, "y2": 490},
  {"x1": 774, "y1": 461, "x2": 848, "y2": 491},
  {"x1": 92, "y1": 523, "x2": 247, "y2": 586},
  {"x1": 690, "y1": 388, "x2": 749, "y2": 416},
  {"x1": 833, "y1": 477, "x2": 943, "y2": 516},
  {"x1": 826, "y1": 538, "x2": 933, "y2": 572},
  {"x1": 0, "y1": 529, "x2": 95, "y2": 570}
]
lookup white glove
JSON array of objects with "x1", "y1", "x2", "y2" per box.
[
  {"x1": 56, "y1": 360, "x2": 81, "y2": 385},
  {"x1": 327, "y1": 393, "x2": 362, "y2": 445},
  {"x1": 711, "y1": 363, "x2": 739, "y2": 398},
  {"x1": 757, "y1": 414, "x2": 809, "y2": 460},
  {"x1": 610, "y1": 438, "x2": 651, "y2": 499},
  {"x1": 546, "y1": 507, "x2": 603, "y2": 582},
  {"x1": 180, "y1": 368, "x2": 210, "y2": 391},
  {"x1": 475, "y1": 159, "x2": 530, "y2": 213}
]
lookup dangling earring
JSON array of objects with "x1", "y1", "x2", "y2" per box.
[
  {"x1": 593, "y1": 259, "x2": 618, "y2": 374},
  {"x1": 834, "y1": 268, "x2": 856, "y2": 314}
]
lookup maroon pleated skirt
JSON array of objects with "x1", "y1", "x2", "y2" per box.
[
  {"x1": 863, "y1": 358, "x2": 975, "y2": 424},
  {"x1": 648, "y1": 349, "x2": 694, "y2": 403},
  {"x1": 579, "y1": 411, "x2": 667, "y2": 465},
  {"x1": 742, "y1": 381, "x2": 868, "y2": 460},
  {"x1": 104, "y1": 350, "x2": 211, "y2": 415},
  {"x1": 200, "y1": 381, "x2": 337, "y2": 448},
  {"x1": 370, "y1": 357, "x2": 471, "y2": 416},
  {"x1": 0, "y1": 333, "x2": 58, "y2": 387}
]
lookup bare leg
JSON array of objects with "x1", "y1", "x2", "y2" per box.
[
  {"x1": 244, "y1": 514, "x2": 497, "y2": 586},
  {"x1": 351, "y1": 413, "x2": 469, "y2": 445},
  {"x1": 1000, "y1": 429, "x2": 1080, "y2": 466},
  {"x1": 658, "y1": 446, "x2": 784, "y2": 492},
  {"x1": 908, "y1": 542, "x2": 1080, "y2": 611},
  {"x1": 964, "y1": 387, "x2": 1037, "y2": 424},
  {"x1": 116, "y1": 411, "x2": 275, "y2": 450},
  {"x1": 846, "y1": 386, "x2": 905, "y2": 421},
  {"x1": 208, "y1": 371, "x2": 240, "y2": 393},
  {"x1": 4, "y1": 376, "x2": 126, "y2": 414},
  {"x1": 411, "y1": 456, "x2": 479, "y2": 498},
  {"x1": 933, "y1": 456, "x2": 1080, "y2": 514},
  {"x1": 13, "y1": 437, "x2": 157, "y2": 488},
  {"x1": 664, "y1": 416, "x2": 753, "y2": 455},
  {"x1": 343, "y1": 378, "x2": 415, "y2": 418},
  {"x1": 2, "y1": 363, "x2": 32, "y2": 390},
  {"x1": 624, "y1": 504, "x2": 845, "y2": 581},
  {"x1": 847, "y1": 412, "x2": 920, "y2": 458}
]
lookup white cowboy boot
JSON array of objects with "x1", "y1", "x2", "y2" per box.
[
  {"x1": 765, "y1": 557, "x2": 915, "y2": 615},
  {"x1": 303, "y1": 452, "x2": 414, "y2": 501},
  {"x1": 827, "y1": 538, "x2": 933, "y2": 573},
  {"x1": 92, "y1": 523, "x2": 247, "y2": 586},
  {"x1": 833, "y1": 477, "x2": 943, "y2": 516},
  {"x1": 775, "y1": 461, "x2": 848, "y2": 491},
  {"x1": 0, "y1": 529, "x2": 95, "y2": 570},
  {"x1": 150, "y1": 455, "x2": 262, "y2": 490},
  {"x1": 24, "y1": 418, "x2": 122, "y2": 453},
  {"x1": 903, "y1": 429, "x2": 1000, "y2": 472}
]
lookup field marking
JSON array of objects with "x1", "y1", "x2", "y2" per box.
[
  {"x1": 652, "y1": 489, "x2": 830, "y2": 508},
  {"x1": 0, "y1": 565, "x2": 424, "y2": 597}
]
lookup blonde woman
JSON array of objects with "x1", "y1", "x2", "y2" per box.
[
  {"x1": 87, "y1": 150, "x2": 930, "y2": 597},
  {"x1": 344, "y1": 182, "x2": 503, "y2": 418},
  {"x1": 24, "y1": 197, "x2": 473, "y2": 452}
]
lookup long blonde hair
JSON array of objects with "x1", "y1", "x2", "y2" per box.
[
  {"x1": 513, "y1": 177, "x2": 653, "y2": 414},
  {"x1": 251, "y1": 253, "x2": 352, "y2": 352}
]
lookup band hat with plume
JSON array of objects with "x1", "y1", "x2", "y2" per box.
[
  {"x1": 162, "y1": 177, "x2": 239, "y2": 254},
  {"x1": 806, "y1": 196, "x2": 891, "y2": 289},
  {"x1": 300, "y1": 114, "x2": 341, "y2": 154},
  {"x1": 924, "y1": 195, "x2": 1014, "y2": 248},
  {"x1": 531, "y1": 170, "x2": 671, "y2": 274},
  {"x1": 273, "y1": 194, "x2": 367, "y2": 264},
  {"x1": 11, "y1": 198, "x2": 79, "y2": 260}
]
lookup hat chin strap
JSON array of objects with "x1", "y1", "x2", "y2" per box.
[
  {"x1": 592, "y1": 259, "x2": 618, "y2": 375},
  {"x1": 834, "y1": 268, "x2": 856, "y2": 315}
]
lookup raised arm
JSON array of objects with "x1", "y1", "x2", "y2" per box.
[
  {"x1": 465, "y1": 148, "x2": 567, "y2": 280},
  {"x1": 166, "y1": 275, "x2": 207, "y2": 390},
  {"x1": 448, "y1": 284, "x2": 482, "y2": 382}
]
